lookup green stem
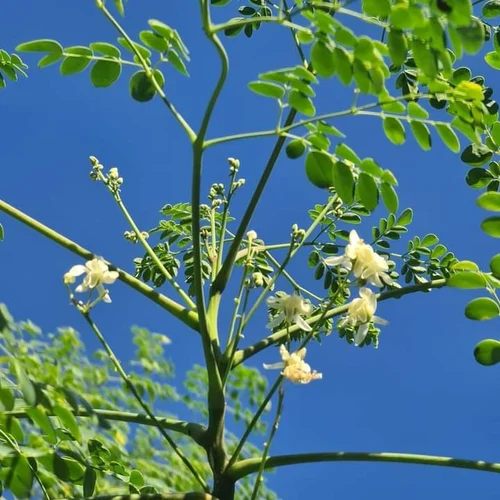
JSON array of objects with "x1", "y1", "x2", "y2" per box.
[
  {"x1": 5, "y1": 408, "x2": 206, "y2": 446},
  {"x1": 204, "y1": 94, "x2": 431, "y2": 149},
  {"x1": 225, "y1": 377, "x2": 283, "y2": 473},
  {"x1": 232, "y1": 278, "x2": 447, "y2": 366},
  {"x1": 61, "y1": 51, "x2": 140, "y2": 67},
  {"x1": 195, "y1": 0, "x2": 229, "y2": 476},
  {"x1": 223, "y1": 284, "x2": 251, "y2": 384},
  {"x1": 211, "y1": 17, "x2": 311, "y2": 35},
  {"x1": 0, "y1": 198, "x2": 199, "y2": 331},
  {"x1": 88, "y1": 494, "x2": 213, "y2": 500},
  {"x1": 265, "y1": 251, "x2": 322, "y2": 301},
  {"x1": 228, "y1": 451, "x2": 500, "y2": 481},
  {"x1": 80, "y1": 311, "x2": 209, "y2": 492},
  {"x1": 109, "y1": 184, "x2": 195, "y2": 309},
  {"x1": 211, "y1": 108, "x2": 297, "y2": 295},
  {"x1": 250, "y1": 386, "x2": 285, "y2": 500},
  {"x1": 97, "y1": 2, "x2": 196, "y2": 143},
  {"x1": 0, "y1": 428, "x2": 50, "y2": 499},
  {"x1": 358, "y1": 110, "x2": 450, "y2": 127}
]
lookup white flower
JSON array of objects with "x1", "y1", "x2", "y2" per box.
[
  {"x1": 325, "y1": 230, "x2": 393, "y2": 287},
  {"x1": 340, "y1": 287, "x2": 387, "y2": 346},
  {"x1": 64, "y1": 257, "x2": 119, "y2": 303},
  {"x1": 264, "y1": 345, "x2": 322, "y2": 384},
  {"x1": 246, "y1": 230, "x2": 258, "y2": 241},
  {"x1": 267, "y1": 293, "x2": 313, "y2": 331}
]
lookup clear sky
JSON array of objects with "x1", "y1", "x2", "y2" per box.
[{"x1": 1, "y1": 1, "x2": 499, "y2": 499}]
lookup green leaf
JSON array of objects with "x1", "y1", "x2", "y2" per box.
[
  {"x1": 53, "y1": 453, "x2": 85, "y2": 481},
  {"x1": 167, "y1": 49, "x2": 189, "y2": 76},
  {"x1": 332, "y1": 161, "x2": 355, "y2": 203},
  {"x1": 483, "y1": 1, "x2": 500, "y2": 18},
  {"x1": 129, "y1": 70, "x2": 164, "y2": 102},
  {"x1": 387, "y1": 29, "x2": 407, "y2": 66},
  {"x1": 0, "y1": 387, "x2": 14, "y2": 411},
  {"x1": 410, "y1": 121, "x2": 431, "y2": 151},
  {"x1": 489, "y1": 253, "x2": 500, "y2": 279},
  {"x1": 362, "y1": 0, "x2": 390, "y2": 17},
  {"x1": 289, "y1": 90, "x2": 315, "y2": 116},
  {"x1": 60, "y1": 46, "x2": 92, "y2": 75},
  {"x1": 0, "y1": 223, "x2": 3, "y2": 241},
  {"x1": 485, "y1": 51, "x2": 500, "y2": 70},
  {"x1": 465, "y1": 297, "x2": 500, "y2": 320},
  {"x1": 129, "y1": 469, "x2": 145, "y2": 488},
  {"x1": 383, "y1": 117, "x2": 406, "y2": 145},
  {"x1": 333, "y1": 47, "x2": 352, "y2": 84},
  {"x1": 83, "y1": 467, "x2": 97, "y2": 497},
  {"x1": 481, "y1": 216, "x2": 500, "y2": 238},
  {"x1": 305, "y1": 151, "x2": 334, "y2": 188},
  {"x1": 16, "y1": 39, "x2": 63, "y2": 54},
  {"x1": 139, "y1": 30, "x2": 168, "y2": 52},
  {"x1": 12, "y1": 360, "x2": 36, "y2": 406},
  {"x1": 435, "y1": 124, "x2": 460, "y2": 153},
  {"x1": 113, "y1": 0, "x2": 125, "y2": 16},
  {"x1": 421, "y1": 233, "x2": 439, "y2": 247},
  {"x1": 53, "y1": 405, "x2": 82, "y2": 442},
  {"x1": 7, "y1": 456, "x2": 33, "y2": 499},
  {"x1": 335, "y1": 143, "x2": 360, "y2": 164},
  {"x1": 457, "y1": 18, "x2": 484, "y2": 54},
  {"x1": 411, "y1": 39, "x2": 437, "y2": 77},
  {"x1": 461, "y1": 144, "x2": 493, "y2": 166},
  {"x1": 90, "y1": 42, "x2": 121, "y2": 58},
  {"x1": 38, "y1": 52, "x2": 63, "y2": 68},
  {"x1": 355, "y1": 172, "x2": 378, "y2": 210},
  {"x1": 90, "y1": 59, "x2": 121, "y2": 87},
  {"x1": 397, "y1": 208, "x2": 413, "y2": 225},
  {"x1": 286, "y1": 139, "x2": 306, "y2": 159},
  {"x1": 117, "y1": 38, "x2": 151, "y2": 60},
  {"x1": 359, "y1": 157, "x2": 383, "y2": 177},
  {"x1": 474, "y1": 339, "x2": 500, "y2": 366},
  {"x1": 477, "y1": 192, "x2": 500, "y2": 212},
  {"x1": 448, "y1": 271, "x2": 486, "y2": 289},
  {"x1": 466, "y1": 168, "x2": 493, "y2": 188},
  {"x1": 311, "y1": 41, "x2": 336, "y2": 77},
  {"x1": 247, "y1": 81, "x2": 284, "y2": 99},
  {"x1": 26, "y1": 407, "x2": 57, "y2": 444},
  {"x1": 380, "y1": 182, "x2": 399, "y2": 213}
]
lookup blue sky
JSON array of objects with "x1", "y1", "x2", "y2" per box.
[{"x1": 1, "y1": 1, "x2": 499, "y2": 498}]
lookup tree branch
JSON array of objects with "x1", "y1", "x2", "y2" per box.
[
  {"x1": 88, "y1": 494, "x2": 213, "y2": 500},
  {"x1": 228, "y1": 451, "x2": 500, "y2": 481},
  {"x1": 232, "y1": 278, "x2": 447, "y2": 366},
  {"x1": 5, "y1": 408, "x2": 206, "y2": 447},
  {"x1": 0, "y1": 198, "x2": 199, "y2": 331}
]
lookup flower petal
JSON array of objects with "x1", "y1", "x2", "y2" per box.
[
  {"x1": 354, "y1": 323, "x2": 369, "y2": 346},
  {"x1": 263, "y1": 362, "x2": 285, "y2": 370},
  {"x1": 66, "y1": 264, "x2": 87, "y2": 277},
  {"x1": 294, "y1": 315, "x2": 312, "y2": 332}
]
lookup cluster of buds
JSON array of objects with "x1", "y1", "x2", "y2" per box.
[
  {"x1": 124, "y1": 230, "x2": 149, "y2": 243},
  {"x1": 228, "y1": 157, "x2": 240, "y2": 174},
  {"x1": 89, "y1": 155, "x2": 104, "y2": 180},
  {"x1": 230, "y1": 178, "x2": 246, "y2": 192},
  {"x1": 291, "y1": 224, "x2": 306, "y2": 243},
  {"x1": 209, "y1": 182, "x2": 226, "y2": 210},
  {"x1": 106, "y1": 166, "x2": 123, "y2": 192},
  {"x1": 89, "y1": 156, "x2": 124, "y2": 193}
]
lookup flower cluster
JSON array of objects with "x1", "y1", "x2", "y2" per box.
[
  {"x1": 267, "y1": 292, "x2": 313, "y2": 332},
  {"x1": 325, "y1": 230, "x2": 393, "y2": 287},
  {"x1": 64, "y1": 257, "x2": 119, "y2": 305},
  {"x1": 339, "y1": 288, "x2": 387, "y2": 346},
  {"x1": 264, "y1": 345, "x2": 322, "y2": 384}
]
